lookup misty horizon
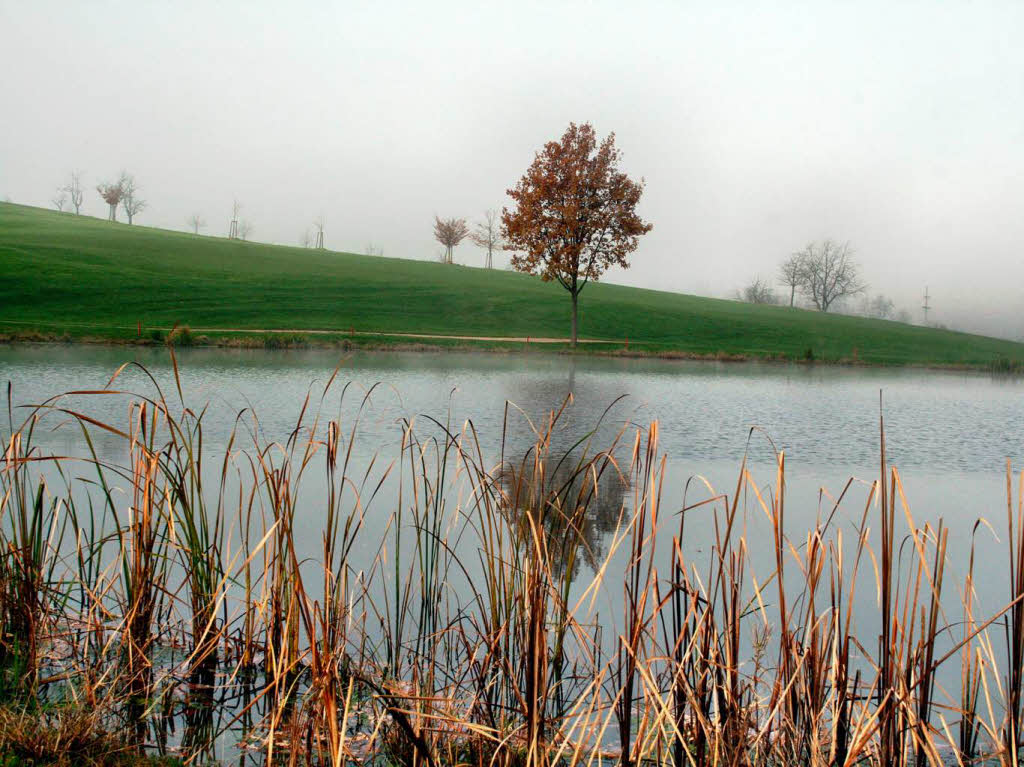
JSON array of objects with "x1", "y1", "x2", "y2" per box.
[{"x1": 2, "y1": 1, "x2": 1021, "y2": 340}]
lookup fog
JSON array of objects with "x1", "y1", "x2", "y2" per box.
[{"x1": 2, "y1": 1, "x2": 1021, "y2": 339}]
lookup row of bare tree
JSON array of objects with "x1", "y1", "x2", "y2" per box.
[
  {"x1": 738, "y1": 240, "x2": 918, "y2": 321},
  {"x1": 189, "y1": 200, "x2": 252, "y2": 240},
  {"x1": 433, "y1": 211, "x2": 502, "y2": 267},
  {"x1": 193, "y1": 205, "x2": 324, "y2": 246},
  {"x1": 54, "y1": 171, "x2": 147, "y2": 224},
  {"x1": 54, "y1": 177, "x2": 260, "y2": 244}
]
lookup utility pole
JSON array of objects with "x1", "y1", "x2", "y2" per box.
[{"x1": 922, "y1": 286, "x2": 931, "y2": 326}]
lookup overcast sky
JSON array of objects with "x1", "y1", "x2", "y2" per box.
[{"x1": 2, "y1": 1, "x2": 1021, "y2": 337}]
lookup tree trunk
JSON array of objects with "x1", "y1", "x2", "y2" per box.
[
  {"x1": 570, "y1": 290, "x2": 578, "y2": 348},
  {"x1": 109, "y1": 204, "x2": 116, "y2": 222},
  {"x1": 789, "y1": 285, "x2": 795, "y2": 307}
]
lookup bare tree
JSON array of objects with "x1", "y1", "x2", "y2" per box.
[
  {"x1": 187, "y1": 214, "x2": 206, "y2": 234},
  {"x1": 120, "y1": 175, "x2": 146, "y2": 224},
  {"x1": 300, "y1": 229, "x2": 313, "y2": 248},
  {"x1": 63, "y1": 171, "x2": 85, "y2": 214},
  {"x1": 313, "y1": 217, "x2": 325, "y2": 249},
  {"x1": 778, "y1": 252, "x2": 807, "y2": 307},
  {"x1": 796, "y1": 239, "x2": 865, "y2": 312},
  {"x1": 229, "y1": 200, "x2": 241, "y2": 239},
  {"x1": 365, "y1": 243, "x2": 384, "y2": 257},
  {"x1": 238, "y1": 220, "x2": 253, "y2": 241},
  {"x1": 433, "y1": 216, "x2": 469, "y2": 264},
  {"x1": 51, "y1": 189, "x2": 68, "y2": 211},
  {"x1": 96, "y1": 174, "x2": 126, "y2": 221},
  {"x1": 470, "y1": 209, "x2": 503, "y2": 268},
  {"x1": 862, "y1": 293, "x2": 895, "y2": 319},
  {"x1": 740, "y1": 277, "x2": 777, "y2": 304}
]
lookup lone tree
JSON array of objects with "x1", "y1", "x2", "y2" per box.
[
  {"x1": 503, "y1": 123, "x2": 651, "y2": 346},
  {"x1": 778, "y1": 252, "x2": 807, "y2": 307},
  {"x1": 187, "y1": 214, "x2": 206, "y2": 234},
  {"x1": 121, "y1": 174, "x2": 146, "y2": 224},
  {"x1": 433, "y1": 216, "x2": 468, "y2": 264},
  {"x1": 470, "y1": 209, "x2": 503, "y2": 268},
  {"x1": 796, "y1": 239, "x2": 865, "y2": 312},
  {"x1": 313, "y1": 216, "x2": 325, "y2": 249},
  {"x1": 63, "y1": 171, "x2": 85, "y2": 214},
  {"x1": 51, "y1": 189, "x2": 68, "y2": 211},
  {"x1": 96, "y1": 174, "x2": 126, "y2": 221}
]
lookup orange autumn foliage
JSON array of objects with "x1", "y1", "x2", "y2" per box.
[{"x1": 502, "y1": 122, "x2": 652, "y2": 345}]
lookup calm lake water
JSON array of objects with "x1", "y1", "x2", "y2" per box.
[
  {"x1": 3, "y1": 343, "x2": 1024, "y2": 741},
  {"x1": 4, "y1": 343, "x2": 1022, "y2": 473},
  {"x1": 3, "y1": 344, "x2": 1023, "y2": 561}
]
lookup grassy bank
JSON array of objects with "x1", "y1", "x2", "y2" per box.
[{"x1": 2, "y1": 201, "x2": 1023, "y2": 367}]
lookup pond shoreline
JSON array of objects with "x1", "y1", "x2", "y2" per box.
[{"x1": 1, "y1": 326, "x2": 1019, "y2": 374}]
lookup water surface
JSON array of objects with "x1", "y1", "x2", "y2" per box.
[{"x1": 3, "y1": 343, "x2": 1023, "y2": 753}]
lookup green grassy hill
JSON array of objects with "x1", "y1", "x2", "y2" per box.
[{"x1": 1, "y1": 202, "x2": 1021, "y2": 366}]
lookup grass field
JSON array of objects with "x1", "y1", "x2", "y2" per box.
[{"x1": 1, "y1": 201, "x2": 1022, "y2": 366}]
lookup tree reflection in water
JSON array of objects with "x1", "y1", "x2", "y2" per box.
[{"x1": 496, "y1": 396, "x2": 631, "y2": 583}]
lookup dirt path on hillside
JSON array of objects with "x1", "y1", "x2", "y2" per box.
[
  {"x1": 0, "y1": 318, "x2": 625, "y2": 345},
  {"x1": 190, "y1": 327, "x2": 621, "y2": 344}
]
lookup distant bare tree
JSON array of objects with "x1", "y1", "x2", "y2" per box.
[
  {"x1": 797, "y1": 239, "x2": 865, "y2": 312},
  {"x1": 229, "y1": 200, "x2": 241, "y2": 239},
  {"x1": 300, "y1": 229, "x2": 312, "y2": 248},
  {"x1": 120, "y1": 175, "x2": 146, "y2": 224},
  {"x1": 63, "y1": 171, "x2": 85, "y2": 214},
  {"x1": 239, "y1": 220, "x2": 253, "y2": 241},
  {"x1": 187, "y1": 214, "x2": 206, "y2": 234},
  {"x1": 470, "y1": 209, "x2": 503, "y2": 268},
  {"x1": 365, "y1": 243, "x2": 384, "y2": 257},
  {"x1": 313, "y1": 217, "x2": 325, "y2": 249},
  {"x1": 51, "y1": 189, "x2": 68, "y2": 211},
  {"x1": 740, "y1": 277, "x2": 777, "y2": 304},
  {"x1": 778, "y1": 252, "x2": 807, "y2": 307},
  {"x1": 434, "y1": 216, "x2": 469, "y2": 265},
  {"x1": 96, "y1": 174, "x2": 126, "y2": 221},
  {"x1": 862, "y1": 293, "x2": 895, "y2": 319}
]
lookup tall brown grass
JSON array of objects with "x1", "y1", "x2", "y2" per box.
[{"x1": 2, "y1": 362, "x2": 1024, "y2": 765}]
